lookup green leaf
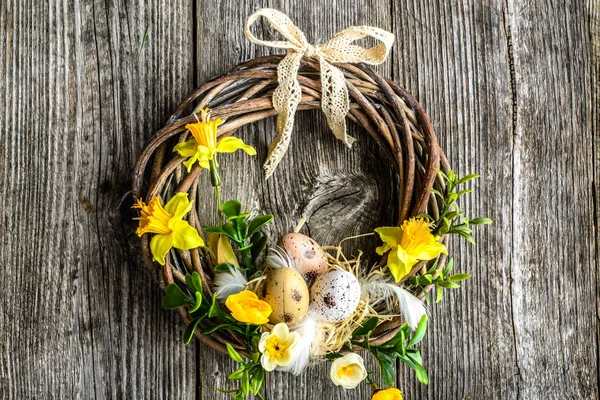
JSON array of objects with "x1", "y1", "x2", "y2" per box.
[
  {"x1": 252, "y1": 368, "x2": 265, "y2": 394},
  {"x1": 442, "y1": 258, "x2": 454, "y2": 276},
  {"x1": 248, "y1": 214, "x2": 274, "y2": 237},
  {"x1": 183, "y1": 317, "x2": 203, "y2": 344},
  {"x1": 414, "y1": 363, "x2": 429, "y2": 384},
  {"x1": 226, "y1": 343, "x2": 244, "y2": 363},
  {"x1": 189, "y1": 291, "x2": 203, "y2": 313},
  {"x1": 435, "y1": 287, "x2": 443, "y2": 304},
  {"x1": 456, "y1": 173, "x2": 480, "y2": 185},
  {"x1": 449, "y1": 273, "x2": 471, "y2": 282},
  {"x1": 408, "y1": 315, "x2": 428, "y2": 346},
  {"x1": 202, "y1": 225, "x2": 227, "y2": 235},
  {"x1": 352, "y1": 317, "x2": 379, "y2": 337},
  {"x1": 241, "y1": 369, "x2": 250, "y2": 395},
  {"x1": 162, "y1": 284, "x2": 192, "y2": 309},
  {"x1": 470, "y1": 217, "x2": 493, "y2": 225},
  {"x1": 435, "y1": 168, "x2": 449, "y2": 181},
  {"x1": 227, "y1": 213, "x2": 251, "y2": 221},
  {"x1": 251, "y1": 232, "x2": 268, "y2": 261},
  {"x1": 456, "y1": 230, "x2": 477, "y2": 245},
  {"x1": 208, "y1": 293, "x2": 221, "y2": 318},
  {"x1": 378, "y1": 354, "x2": 395, "y2": 386},
  {"x1": 223, "y1": 222, "x2": 239, "y2": 241},
  {"x1": 228, "y1": 366, "x2": 245, "y2": 380},
  {"x1": 405, "y1": 348, "x2": 423, "y2": 365},
  {"x1": 185, "y1": 271, "x2": 203, "y2": 293},
  {"x1": 437, "y1": 281, "x2": 460, "y2": 289},
  {"x1": 222, "y1": 200, "x2": 242, "y2": 218},
  {"x1": 214, "y1": 262, "x2": 237, "y2": 273},
  {"x1": 430, "y1": 189, "x2": 445, "y2": 199},
  {"x1": 238, "y1": 220, "x2": 248, "y2": 238}
]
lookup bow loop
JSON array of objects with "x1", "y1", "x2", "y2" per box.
[{"x1": 244, "y1": 8, "x2": 394, "y2": 178}]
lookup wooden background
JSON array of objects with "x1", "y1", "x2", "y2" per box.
[{"x1": 1, "y1": 0, "x2": 598, "y2": 398}]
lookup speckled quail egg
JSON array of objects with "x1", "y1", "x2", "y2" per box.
[
  {"x1": 310, "y1": 270, "x2": 361, "y2": 322},
  {"x1": 278, "y1": 233, "x2": 329, "y2": 286},
  {"x1": 260, "y1": 267, "x2": 310, "y2": 325}
]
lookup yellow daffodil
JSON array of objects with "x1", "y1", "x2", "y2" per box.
[
  {"x1": 173, "y1": 108, "x2": 256, "y2": 172},
  {"x1": 330, "y1": 353, "x2": 368, "y2": 389},
  {"x1": 375, "y1": 218, "x2": 447, "y2": 282},
  {"x1": 372, "y1": 388, "x2": 403, "y2": 400},
  {"x1": 225, "y1": 290, "x2": 273, "y2": 325},
  {"x1": 258, "y1": 323, "x2": 300, "y2": 371},
  {"x1": 133, "y1": 193, "x2": 204, "y2": 265}
]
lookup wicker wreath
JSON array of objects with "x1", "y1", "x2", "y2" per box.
[{"x1": 131, "y1": 9, "x2": 489, "y2": 399}]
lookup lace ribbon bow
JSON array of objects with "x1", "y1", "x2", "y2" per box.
[{"x1": 244, "y1": 8, "x2": 395, "y2": 178}]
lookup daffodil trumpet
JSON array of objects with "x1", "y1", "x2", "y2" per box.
[{"x1": 375, "y1": 218, "x2": 448, "y2": 282}]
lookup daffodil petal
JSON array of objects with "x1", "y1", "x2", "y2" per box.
[
  {"x1": 388, "y1": 248, "x2": 414, "y2": 282},
  {"x1": 164, "y1": 193, "x2": 194, "y2": 220},
  {"x1": 216, "y1": 137, "x2": 257, "y2": 155},
  {"x1": 414, "y1": 241, "x2": 448, "y2": 261},
  {"x1": 183, "y1": 156, "x2": 198, "y2": 173},
  {"x1": 170, "y1": 219, "x2": 204, "y2": 250},
  {"x1": 375, "y1": 243, "x2": 391, "y2": 256},
  {"x1": 150, "y1": 233, "x2": 174, "y2": 265},
  {"x1": 173, "y1": 139, "x2": 198, "y2": 157},
  {"x1": 374, "y1": 226, "x2": 401, "y2": 249}
]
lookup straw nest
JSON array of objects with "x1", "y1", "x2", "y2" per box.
[{"x1": 132, "y1": 55, "x2": 451, "y2": 354}]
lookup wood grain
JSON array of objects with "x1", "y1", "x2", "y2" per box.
[
  {"x1": 0, "y1": 0, "x2": 196, "y2": 398},
  {"x1": 0, "y1": 0, "x2": 598, "y2": 399}
]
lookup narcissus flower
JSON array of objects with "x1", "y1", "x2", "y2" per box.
[
  {"x1": 372, "y1": 388, "x2": 403, "y2": 400},
  {"x1": 375, "y1": 218, "x2": 447, "y2": 282},
  {"x1": 225, "y1": 290, "x2": 272, "y2": 325},
  {"x1": 133, "y1": 193, "x2": 204, "y2": 265},
  {"x1": 329, "y1": 353, "x2": 368, "y2": 389},
  {"x1": 258, "y1": 323, "x2": 300, "y2": 371},
  {"x1": 173, "y1": 108, "x2": 256, "y2": 172}
]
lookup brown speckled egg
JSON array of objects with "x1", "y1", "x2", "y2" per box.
[
  {"x1": 278, "y1": 233, "x2": 329, "y2": 286},
  {"x1": 260, "y1": 267, "x2": 310, "y2": 325},
  {"x1": 310, "y1": 270, "x2": 361, "y2": 322}
]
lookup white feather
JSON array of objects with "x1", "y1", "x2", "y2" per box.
[
  {"x1": 265, "y1": 245, "x2": 295, "y2": 269},
  {"x1": 361, "y1": 275, "x2": 427, "y2": 330},
  {"x1": 278, "y1": 311, "x2": 322, "y2": 375},
  {"x1": 214, "y1": 266, "x2": 248, "y2": 302}
]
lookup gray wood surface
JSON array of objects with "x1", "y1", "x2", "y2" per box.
[{"x1": 0, "y1": 0, "x2": 598, "y2": 399}]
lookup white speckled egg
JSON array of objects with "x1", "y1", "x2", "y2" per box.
[
  {"x1": 310, "y1": 270, "x2": 361, "y2": 322},
  {"x1": 278, "y1": 233, "x2": 328, "y2": 286}
]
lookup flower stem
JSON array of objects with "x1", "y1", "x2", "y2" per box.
[{"x1": 209, "y1": 157, "x2": 223, "y2": 226}]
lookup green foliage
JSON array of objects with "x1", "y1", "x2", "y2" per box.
[
  {"x1": 420, "y1": 170, "x2": 493, "y2": 244},
  {"x1": 204, "y1": 199, "x2": 273, "y2": 274},
  {"x1": 222, "y1": 343, "x2": 266, "y2": 400},
  {"x1": 352, "y1": 315, "x2": 429, "y2": 386},
  {"x1": 408, "y1": 258, "x2": 470, "y2": 304},
  {"x1": 161, "y1": 271, "x2": 262, "y2": 344}
]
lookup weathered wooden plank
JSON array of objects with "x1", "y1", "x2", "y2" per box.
[
  {"x1": 391, "y1": 1, "x2": 521, "y2": 398},
  {"x1": 0, "y1": 0, "x2": 196, "y2": 397},
  {"x1": 507, "y1": 0, "x2": 598, "y2": 398},
  {"x1": 393, "y1": 0, "x2": 599, "y2": 399},
  {"x1": 194, "y1": 1, "x2": 394, "y2": 399}
]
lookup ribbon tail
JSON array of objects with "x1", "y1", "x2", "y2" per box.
[
  {"x1": 319, "y1": 58, "x2": 355, "y2": 148},
  {"x1": 263, "y1": 51, "x2": 303, "y2": 179}
]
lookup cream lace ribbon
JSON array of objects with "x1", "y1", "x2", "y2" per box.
[{"x1": 244, "y1": 8, "x2": 395, "y2": 178}]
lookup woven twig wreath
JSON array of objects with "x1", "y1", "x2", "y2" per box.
[
  {"x1": 133, "y1": 54, "x2": 450, "y2": 345},
  {"x1": 131, "y1": 12, "x2": 490, "y2": 395}
]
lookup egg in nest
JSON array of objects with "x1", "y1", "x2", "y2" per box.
[
  {"x1": 260, "y1": 267, "x2": 310, "y2": 325},
  {"x1": 310, "y1": 270, "x2": 361, "y2": 322},
  {"x1": 278, "y1": 232, "x2": 328, "y2": 286}
]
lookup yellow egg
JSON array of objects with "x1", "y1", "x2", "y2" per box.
[
  {"x1": 260, "y1": 267, "x2": 310, "y2": 325},
  {"x1": 278, "y1": 233, "x2": 329, "y2": 286}
]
